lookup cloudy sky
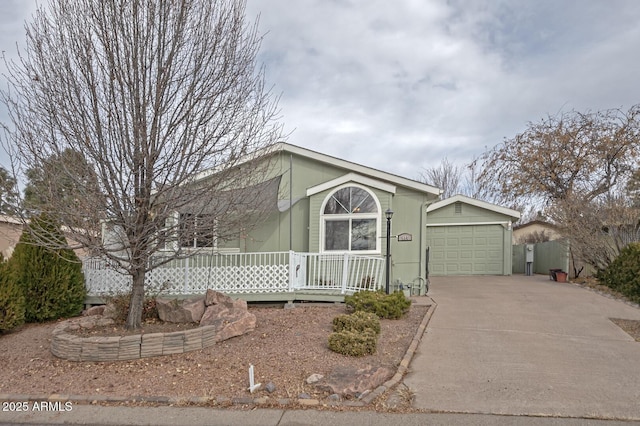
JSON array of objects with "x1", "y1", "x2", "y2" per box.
[{"x1": 2, "y1": 0, "x2": 640, "y2": 182}]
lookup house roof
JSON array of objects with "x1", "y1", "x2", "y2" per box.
[
  {"x1": 426, "y1": 194, "x2": 521, "y2": 220},
  {"x1": 276, "y1": 143, "x2": 443, "y2": 196},
  {"x1": 306, "y1": 172, "x2": 396, "y2": 196},
  {"x1": 513, "y1": 219, "x2": 557, "y2": 231},
  {"x1": 0, "y1": 215, "x2": 22, "y2": 225}
]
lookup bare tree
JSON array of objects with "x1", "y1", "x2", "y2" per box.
[
  {"x1": 551, "y1": 196, "x2": 640, "y2": 271},
  {"x1": 1, "y1": 0, "x2": 283, "y2": 329},
  {"x1": 474, "y1": 106, "x2": 640, "y2": 206},
  {"x1": 473, "y1": 106, "x2": 640, "y2": 270},
  {"x1": 419, "y1": 157, "x2": 462, "y2": 199}
]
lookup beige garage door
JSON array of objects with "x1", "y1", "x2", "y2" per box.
[{"x1": 426, "y1": 225, "x2": 504, "y2": 275}]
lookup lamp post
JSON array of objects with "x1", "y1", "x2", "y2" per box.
[{"x1": 385, "y1": 208, "x2": 394, "y2": 294}]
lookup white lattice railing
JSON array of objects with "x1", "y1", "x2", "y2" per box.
[{"x1": 83, "y1": 251, "x2": 384, "y2": 297}]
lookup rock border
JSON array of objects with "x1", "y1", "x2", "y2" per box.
[
  {"x1": 51, "y1": 316, "x2": 219, "y2": 362},
  {"x1": 30, "y1": 298, "x2": 437, "y2": 408}
]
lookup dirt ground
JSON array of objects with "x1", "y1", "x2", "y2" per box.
[{"x1": 0, "y1": 303, "x2": 428, "y2": 409}]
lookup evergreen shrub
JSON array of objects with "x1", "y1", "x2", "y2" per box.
[
  {"x1": 344, "y1": 289, "x2": 411, "y2": 319},
  {"x1": 598, "y1": 242, "x2": 640, "y2": 304},
  {"x1": 8, "y1": 214, "x2": 86, "y2": 322},
  {"x1": 0, "y1": 254, "x2": 25, "y2": 332},
  {"x1": 327, "y1": 329, "x2": 377, "y2": 357},
  {"x1": 332, "y1": 310, "x2": 380, "y2": 335}
]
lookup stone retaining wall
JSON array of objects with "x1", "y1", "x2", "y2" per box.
[{"x1": 51, "y1": 316, "x2": 218, "y2": 362}]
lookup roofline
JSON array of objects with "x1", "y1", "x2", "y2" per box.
[
  {"x1": 275, "y1": 142, "x2": 443, "y2": 196},
  {"x1": 513, "y1": 219, "x2": 557, "y2": 230},
  {"x1": 0, "y1": 215, "x2": 23, "y2": 225},
  {"x1": 426, "y1": 194, "x2": 521, "y2": 220},
  {"x1": 306, "y1": 172, "x2": 397, "y2": 196}
]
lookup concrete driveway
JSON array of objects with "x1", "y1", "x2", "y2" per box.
[{"x1": 404, "y1": 275, "x2": 640, "y2": 420}]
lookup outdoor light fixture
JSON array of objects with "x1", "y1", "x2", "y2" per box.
[{"x1": 385, "y1": 208, "x2": 394, "y2": 294}]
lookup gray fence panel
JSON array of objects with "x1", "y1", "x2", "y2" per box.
[
  {"x1": 512, "y1": 240, "x2": 570, "y2": 276},
  {"x1": 534, "y1": 240, "x2": 570, "y2": 275},
  {"x1": 512, "y1": 244, "x2": 525, "y2": 274}
]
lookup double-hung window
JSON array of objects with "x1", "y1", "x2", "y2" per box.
[{"x1": 178, "y1": 213, "x2": 216, "y2": 249}]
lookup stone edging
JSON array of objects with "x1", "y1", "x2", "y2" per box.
[
  {"x1": 14, "y1": 300, "x2": 437, "y2": 408},
  {"x1": 51, "y1": 316, "x2": 218, "y2": 362}
]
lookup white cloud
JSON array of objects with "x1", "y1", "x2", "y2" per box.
[{"x1": 2, "y1": 0, "x2": 640, "y2": 182}]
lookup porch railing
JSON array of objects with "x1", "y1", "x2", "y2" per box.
[{"x1": 83, "y1": 251, "x2": 384, "y2": 297}]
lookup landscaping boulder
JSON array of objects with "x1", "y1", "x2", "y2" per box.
[
  {"x1": 83, "y1": 305, "x2": 105, "y2": 316},
  {"x1": 200, "y1": 291, "x2": 256, "y2": 342},
  {"x1": 315, "y1": 365, "x2": 393, "y2": 397},
  {"x1": 156, "y1": 296, "x2": 206, "y2": 323}
]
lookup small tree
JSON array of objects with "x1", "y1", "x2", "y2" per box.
[
  {"x1": 0, "y1": 254, "x2": 25, "y2": 332},
  {"x1": 1, "y1": 0, "x2": 283, "y2": 329},
  {"x1": 8, "y1": 214, "x2": 85, "y2": 322}
]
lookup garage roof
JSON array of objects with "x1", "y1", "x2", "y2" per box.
[{"x1": 427, "y1": 194, "x2": 521, "y2": 221}]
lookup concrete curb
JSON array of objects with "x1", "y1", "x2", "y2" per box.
[{"x1": 0, "y1": 299, "x2": 438, "y2": 410}]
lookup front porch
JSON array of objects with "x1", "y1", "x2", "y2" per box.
[{"x1": 82, "y1": 251, "x2": 385, "y2": 305}]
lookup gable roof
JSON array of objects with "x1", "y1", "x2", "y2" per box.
[
  {"x1": 427, "y1": 194, "x2": 521, "y2": 220},
  {"x1": 277, "y1": 143, "x2": 442, "y2": 196},
  {"x1": 306, "y1": 172, "x2": 396, "y2": 196}
]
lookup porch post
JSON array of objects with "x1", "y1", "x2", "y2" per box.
[
  {"x1": 341, "y1": 253, "x2": 349, "y2": 294},
  {"x1": 288, "y1": 250, "x2": 295, "y2": 292}
]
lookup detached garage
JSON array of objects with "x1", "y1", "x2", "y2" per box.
[{"x1": 425, "y1": 195, "x2": 520, "y2": 276}]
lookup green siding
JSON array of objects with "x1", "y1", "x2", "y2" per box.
[{"x1": 426, "y1": 201, "x2": 515, "y2": 276}]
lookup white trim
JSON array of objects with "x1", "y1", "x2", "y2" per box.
[
  {"x1": 426, "y1": 194, "x2": 521, "y2": 220},
  {"x1": 318, "y1": 183, "x2": 382, "y2": 254},
  {"x1": 426, "y1": 221, "x2": 510, "y2": 227},
  {"x1": 306, "y1": 172, "x2": 396, "y2": 197}
]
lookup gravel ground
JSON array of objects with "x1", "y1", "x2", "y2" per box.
[{"x1": 0, "y1": 303, "x2": 428, "y2": 409}]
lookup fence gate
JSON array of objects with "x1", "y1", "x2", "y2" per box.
[{"x1": 289, "y1": 251, "x2": 307, "y2": 290}]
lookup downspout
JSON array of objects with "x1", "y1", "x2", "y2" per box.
[{"x1": 420, "y1": 198, "x2": 439, "y2": 286}]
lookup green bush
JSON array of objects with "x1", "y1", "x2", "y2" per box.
[
  {"x1": 598, "y1": 242, "x2": 640, "y2": 304},
  {"x1": 8, "y1": 214, "x2": 86, "y2": 322},
  {"x1": 0, "y1": 254, "x2": 25, "y2": 333},
  {"x1": 344, "y1": 290, "x2": 411, "y2": 319},
  {"x1": 332, "y1": 310, "x2": 380, "y2": 335},
  {"x1": 328, "y1": 329, "x2": 377, "y2": 357}
]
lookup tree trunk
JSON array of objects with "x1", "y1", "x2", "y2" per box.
[{"x1": 126, "y1": 269, "x2": 146, "y2": 330}]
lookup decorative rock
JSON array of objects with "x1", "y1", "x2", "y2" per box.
[
  {"x1": 205, "y1": 289, "x2": 228, "y2": 306},
  {"x1": 156, "y1": 296, "x2": 206, "y2": 323},
  {"x1": 306, "y1": 373, "x2": 324, "y2": 384},
  {"x1": 102, "y1": 303, "x2": 120, "y2": 320},
  {"x1": 328, "y1": 393, "x2": 341, "y2": 402},
  {"x1": 199, "y1": 292, "x2": 256, "y2": 342},
  {"x1": 298, "y1": 393, "x2": 312, "y2": 399},
  {"x1": 83, "y1": 306, "x2": 105, "y2": 316},
  {"x1": 265, "y1": 382, "x2": 277, "y2": 393},
  {"x1": 315, "y1": 365, "x2": 393, "y2": 397}
]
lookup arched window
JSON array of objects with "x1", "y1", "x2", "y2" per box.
[{"x1": 321, "y1": 185, "x2": 380, "y2": 252}]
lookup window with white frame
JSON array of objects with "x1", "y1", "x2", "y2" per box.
[
  {"x1": 322, "y1": 186, "x2": 380, "y2": 252},
  {"x1": 178, "y1": 213, "x2": 217, "y2": 249}
]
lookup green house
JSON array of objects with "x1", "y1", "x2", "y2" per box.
[
  {"x1": 213, "y1": 143, "x2": 520, "y2": 284},
  {"x1": 86, "y1": 143, "x2": 520, "y2": 301}
]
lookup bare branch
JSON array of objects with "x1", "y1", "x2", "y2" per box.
[{"x1": 1, "y1": 0, "x2": 284, "y2": 329}]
